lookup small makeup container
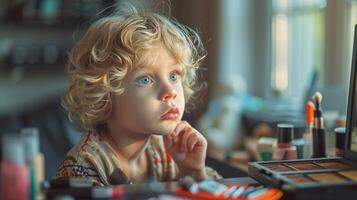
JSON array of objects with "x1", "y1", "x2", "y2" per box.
[
  {"x1": 312, "y1": 127, "x2": 326, "y2": 158},
  {"x1": 257, "y1": 137, "x2": 277, "y2": 161},
  {"x1": 272, "y1": 124, "x2": 297, "y2": 161},
  {"x1": 334, "y1": 127, "x2": 346, "y2": 157},
  {"x1": 1, "y1": 134, "x2": 30, "y2": 200},
  {"x1": 21, "y1": 127, "x2": 45, "y2": 200},
  {"x1": 292, "y1": 127, "x2": 305, "y2": 159}
]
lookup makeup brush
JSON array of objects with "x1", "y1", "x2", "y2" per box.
[
  {"x1": 312, "y1": 92, "x2": 324, "y2": 129},
  {"x1": 312, "y1": 91, "x2": 326, "y2": 158}
]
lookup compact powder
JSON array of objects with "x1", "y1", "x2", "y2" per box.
[
  {"x1": 307, "y1": 173, "x2": 347, "y2": 183},
  {"x1": 286, "y1": 175, "x2": 315, "y2": 183},
  {"x1": 339, "y1": 170, "x2": 357, "y2": 181},
  {"x1": 316, "y1": 162, "x2": 351, "y2": 170},
  {"x1": 263, "y1": 163, "x2": 293, "y2": 172},
  {"x1": 287, "y1": 163, "x2": 323, "y2": 171}
]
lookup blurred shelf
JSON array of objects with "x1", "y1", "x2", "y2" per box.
[{"x1": 0, "y1": 71, "x2": 68, "y2": 116}]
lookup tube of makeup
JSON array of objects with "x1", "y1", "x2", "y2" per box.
[
  {"x1": 303, "y1": 101, "x2": 314, "y2": 158},
  {"x1": 1, "y1": 133, "x2": 30, "y2": 200},
  {"x1": 21, "y1": 127, "x2": 45, "y2": 200}
]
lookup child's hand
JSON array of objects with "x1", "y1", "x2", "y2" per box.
[{"x1": 163, "y1": 121, "x2": 207, "y2": 177}]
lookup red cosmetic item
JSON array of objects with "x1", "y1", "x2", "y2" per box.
[{"x1": 1, "y1": 134, "x2": 30, "y2": 200}]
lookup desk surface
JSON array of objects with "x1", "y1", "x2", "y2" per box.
[{"x1": 46, "y1": 177, "x2": 258, "y2": 199}]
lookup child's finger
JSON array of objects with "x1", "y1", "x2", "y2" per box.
[
  {"x1": 173, "y1": 121, "x2": 190, "y2": 138},
  {"x1": 163, "y1": 134, "x2": 173, "y2": 149},
  {"x1": 186, "y1": 133, "x2": 198, "y2": 151},
  {"x1": 179, "y1": 128, "x2": 191, "y2": 152}
]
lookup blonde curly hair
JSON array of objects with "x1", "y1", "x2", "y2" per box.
[{"x1": 63, "y1": 6, "x2": 206, "y2": 132}]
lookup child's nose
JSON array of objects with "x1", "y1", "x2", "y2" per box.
[{"x1": 160, "y1": 84, "x2": 177, "y2": 102}]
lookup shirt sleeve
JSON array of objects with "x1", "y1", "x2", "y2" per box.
[{"x1": 55, "y1": 154, "x2": 105, "y2": 186}]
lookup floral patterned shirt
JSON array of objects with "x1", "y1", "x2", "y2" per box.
[{"x1": 55, "y1": 132, "x2": 221, "y2": 186}]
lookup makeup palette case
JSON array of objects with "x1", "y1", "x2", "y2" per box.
[{"x1": 248, "y1": 24, "x2": 357, "y2": 200}]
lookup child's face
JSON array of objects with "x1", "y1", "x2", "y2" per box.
[{"x1": 109, "y1": 46, "x2": 185, "y2": 136}]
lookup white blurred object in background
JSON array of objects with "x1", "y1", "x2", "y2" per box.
[{"x1": 198, "y1": 74, "x2": 247, "y2": 150}]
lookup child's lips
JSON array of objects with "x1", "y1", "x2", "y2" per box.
[{"x1": 161, "y1": 107, "x2": 179, "y2": 120}]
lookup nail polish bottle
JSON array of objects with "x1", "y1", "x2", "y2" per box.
[
  {"x1": 21, "y1": 127, "x2": 45, "y2": 200},
  {"x1": 272, "y1": 124, "x2": 297, "y2": 161},
  {"x1": 334, "y1": 127, "x2": 346, "y2": 157},
  {"x1": 1, "y1": 133, "x2": 30, "y2": 200},
  {"x1": 292, "y1": 127, "x2": 305, "y2": 159}
]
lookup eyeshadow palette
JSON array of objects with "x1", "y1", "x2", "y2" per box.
[
  {"x1": 248, "y1": 157, "x2": 357, "y2": 199},
  {"x1": 248, "y1": 25, "x2": 357, "y2": 200},
  {"x1": 249, "y1": 158, "x2": 357, "y2": 187}
]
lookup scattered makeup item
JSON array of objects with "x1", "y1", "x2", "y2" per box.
[
  {"x1": 178, "y1": 176, "x2": 198, "y2": 193},
  {"x1": 176, "y1": 178, "x2": 282, "y2": 199},
  {"x1": 272, "y1": 124, "x2": 297, "y2": 161},
  {"x1": 53, "y1": 194, "x2": 74, "y2": 200},
  {"x1": 292, "y1": 126, "x2": 305, "y2": 159},
  {"x1": 198, "y1": 180, "x2": 227, "y2": 195},
  {"x1": 21, "y1": 127, "x2": 45, "y2": 200},
  {"x1": 257, "y1": 137, "x2": 277, "y2": 161},
  {"x1": 222, "y1": 185, "x2": 237, "y2": 197},
  {"x1": 91, "y1": 187, "x2": 124, "y2": 199},
  {"x1": 335, "y1": 127, "x2": 346, "y2": 157},
  {"x1": 230, "y1": 186, "x2": 245, "y2": 198},
  {"x1": 303, "y1": 101, "x2": 314, "y2": 158},
  {"x1": 246, "y1": 187, "x2": 269, "y2": 199},
  {"x1": 312, "y1": 92, "x2": 326, "y2": 158},
  {"x1": 43, "y1": 177, "x2": 94, "y2": 189},
  {"x1": 46, "y1": 187, "x2": 124, "y2": 199},
  {"x1": 1, "y1": 133, "x2": 30, "y2": 200}
]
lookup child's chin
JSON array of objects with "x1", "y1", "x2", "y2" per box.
[{"x1": 154, "y1": 124, "x2": 177, "y2": 135}]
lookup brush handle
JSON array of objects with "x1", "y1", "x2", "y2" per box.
[
  {"x1": 313, "y1": 115, "x2": 324, "y2": 129},
  {"x1": 312, "y1": 128, "x2": 326, "y2": 158}
]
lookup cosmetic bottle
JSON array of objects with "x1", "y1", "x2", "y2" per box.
[
  {"x1": 257, "y1": 137, "x2": 277, "y2": 161},
  {"x1": 21, "y1": 127, "x2": 45, "y2": 200},
  {"x1": 334, "y1": 127, "x2": 346, "y2": 157},
  {"x1": 292, "y1": 127, "x2": 305, "y2": 159},
  {"x1": 272, "y1": 124, "x2": 297, "y2": 161},
  {"x1": 312, "y1": 128, "x2": 326, "y2": 158},
  {"x1": 1, "y1": 133, "x2": 30, "y2": 200}
]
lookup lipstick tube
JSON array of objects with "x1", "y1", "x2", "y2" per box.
[{"x1": 312, "y1": 128, "x2": 326, "y2": 158}]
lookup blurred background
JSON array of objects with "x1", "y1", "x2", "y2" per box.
[{"x1": 1, "y1": 0, "x2": 357, "y2": 179}]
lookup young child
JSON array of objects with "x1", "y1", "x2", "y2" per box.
[{"x1": 55, "y1": 4, "x2": 221, "y2": 186}]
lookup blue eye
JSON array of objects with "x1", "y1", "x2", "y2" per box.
[
  {"x1": 169, "y1": 72, "x2": 180, "y2": 82},
  {"x1": 136, "y1": 75, "x2": 153, "y2": 86}
]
